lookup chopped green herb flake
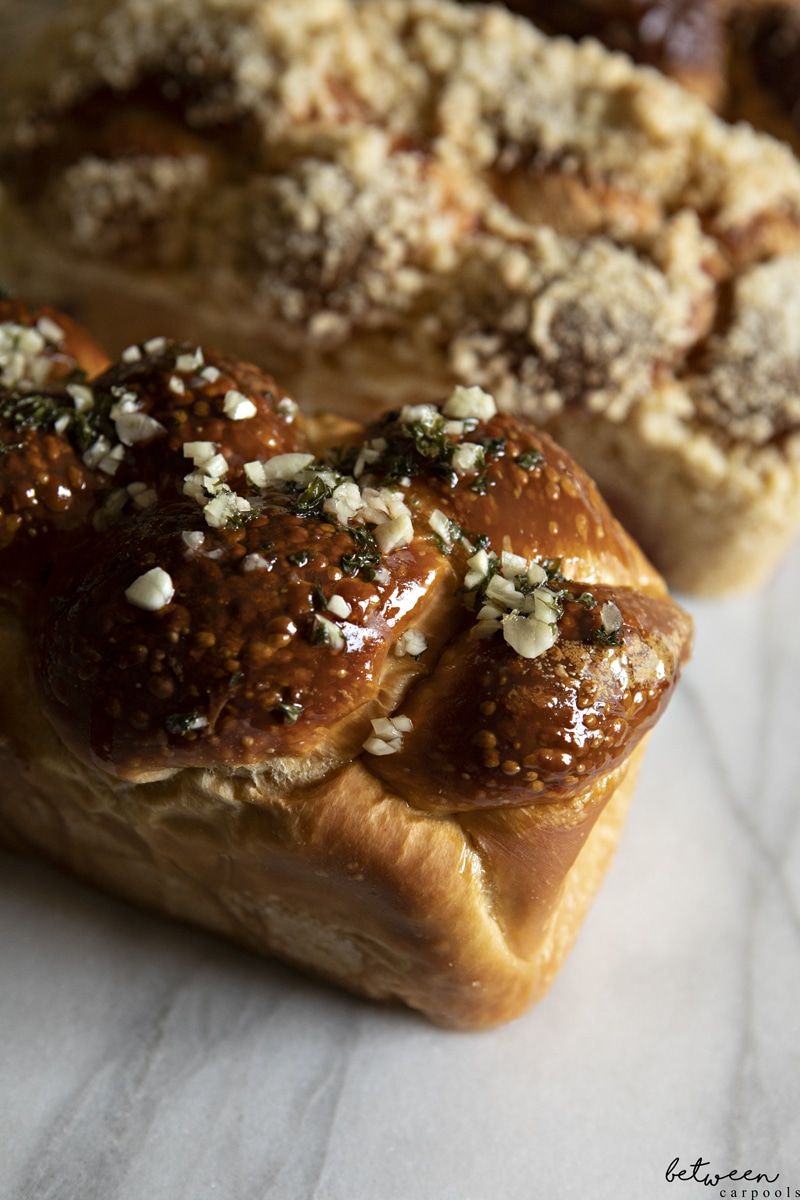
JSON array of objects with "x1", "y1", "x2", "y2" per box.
[
  {"x1": 273, "y1": 701, "x2": 303, "y2": 724},
  {"x1": 482, "y1": 437, "x2": 506, "y2": 459},
  {"x1": 515, "y1": 448, "x2": 544, "y2": 470},
  {"x1": 541, "y1": 558, "x2": 565, "y2": 582},
  {"x1": 341, "y1": 526, "x2": 381, "y2": 580},
  {"x1": 166, "y1": 711, "x2": 204, "y2": 736},
  {"x1": 545, "y1": 587, "x2": 568, "y2": 619},
  {"x1": 293, "y1": 475, "x2": 332, "y2": 518},
  {"x1": 311, "y1": 618, "x2": 329, "y2": 646},
  {"x1": 0, "y1": 385, "x2": 114, "y2": 455},
  {"x1": 402, "y1": 414, "x2": 448, "y2": 460},
  {"x1": 287, "y1": 549, "x2": 312, "y2": 567},
  {"x1": 578, "y1": 591, "x2": 597, "y2": 610},
  {"x1": 595, "y1": 627, "x2": 622, "y2": 647},
  {"x1": 380, "y1": 444, "x2": 418, "y2": 482},
  {"x1": 433, "y1": 462, "x2": 459, "y2": 488}
]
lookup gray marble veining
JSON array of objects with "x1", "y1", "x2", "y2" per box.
[
  {"x1": 3, "y1": 539, "x2": 799, "y2": 1199},
  {"x1": 1, "y1": 3, "x2": 799, "y2": 1191}
]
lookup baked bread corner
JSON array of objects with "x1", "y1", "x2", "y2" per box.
[{"x1": 0, "y1": 298, "x2": 692, "y2": 1027}]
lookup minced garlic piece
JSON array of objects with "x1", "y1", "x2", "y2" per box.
[
  {"x1": 276, "y1": 397, "x2": 298, "y2": 420},
  {"x1": 394, "y1": 629, "x2": 427, "y2": 658},
  {"x1": 326, "y1": 593, "x2": 352, "y2": 618},
  {"x1": 428, "y1": 508, "x2": 459, "y2": 548},
  {"x1": 363, "y1": 714, "x2": 413, "y2": 756},
  {"x1": 374, "y1": 513, "x2": 413, "y2": 553},
  {"x1": 223, "y1": 389, "x2": 258, "y2": 420},
  {"x1": 183, "y1": 441, "x2": 218, "y2": 465},
  {"x1": 124, "y1": 567, "x2": 175, "y2": 612},
  {"x1": 442, "y1": 385, "x2": 497, "y2": 422},
  {"x1": 463, "y1": 546, "x2": 562, "y2": 659},
  {"x1": 67, "y1": 383, "x2": 94, "y2": 412},
  {"x1": 35, "y1": 315, "x2": 65, "y2": 345},
  {"x1": 175, "y1": 348, "x2": 204, "y2": 373},
  {"x1": 247, "y1": 452, "x2": 316, "y2": 484},
  {"x1": 0, "y1": 323, "x2": 49, "y2": 388},
  {"x1": 82, "y1": 435, "x2": 113, "y2": 469},
  {"x1": 242, "y1": 552, "x2": 271, "y2": 571},
  {"x1": 115, "y1": 411, "x2": 167, "y2": 446},
  {"x1": 313, "y1": 613, "x2": 346, "y2": 650},
  {"x1": 450, "y1": 442, "x2": 484, "y2": 474},
  {"x1": 203, "y1": 487, "x2": 252, "y2": 528}
]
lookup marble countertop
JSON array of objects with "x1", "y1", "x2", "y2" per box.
[
  {"x1": 3, "y1": 542, "x2": 799, "y2": 1200},
  {"x1": 1, "y1": 5, "x2": 799, "y2": 1198}
]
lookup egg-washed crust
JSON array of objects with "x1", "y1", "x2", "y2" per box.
[
  {"x1": 0, "y1": 303, "x2": 692, "y2": 1027},
  {"x1": 2, "y1": 0, "x2": 800, "y2": 593}
]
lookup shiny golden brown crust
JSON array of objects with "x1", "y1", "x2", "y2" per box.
[
  {"x1": 0, "y1": 296, "x2": 110, "y2": 570},
  {"x1": 0, "y1": 313, "x2": 692, "y2": 1026},
  {"x1": 1, "y1": 0, "x2": 800, "y2": 593}
]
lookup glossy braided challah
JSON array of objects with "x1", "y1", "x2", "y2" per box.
[{"x1": 0, "y1": 299, "x2": 691, "y2": 1027}]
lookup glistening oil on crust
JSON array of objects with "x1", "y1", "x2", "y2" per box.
[{"x1": 0, "y1": 296, "x2": 692, "y2": 1027}]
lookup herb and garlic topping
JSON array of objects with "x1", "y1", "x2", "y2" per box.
[
  {"x1": 0, "y1": 296, "x2": 111, "y2": 574},
  {"x1": 1, "y1": 324, "x2": 690, "y2": 795}
]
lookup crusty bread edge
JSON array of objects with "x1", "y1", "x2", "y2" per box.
[{"x1": 0, "y1": 606, "x2": 643, "y2": 1030}]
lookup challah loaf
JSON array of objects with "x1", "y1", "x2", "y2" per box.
[
  {"x1": 0, "y1": 299, "x2": 692, "y2": 1028},
  {"x1": 1, "y1": 0, "x2": 800, "y2": 594}
]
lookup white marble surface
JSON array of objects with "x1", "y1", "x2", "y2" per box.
[
  {"x1": 1, "y1": 5, "x2": 800, "y2": 1198},
  {"x1": 2, "y1": 538, "x2": 800, "y2": 1200}
]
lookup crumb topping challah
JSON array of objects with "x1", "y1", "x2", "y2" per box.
[{"x1": 2, "y1": 0, "x2": 800, "y2": 593}]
